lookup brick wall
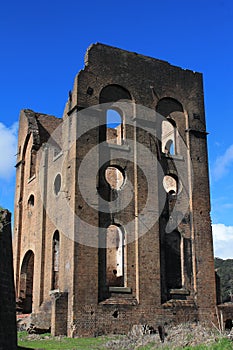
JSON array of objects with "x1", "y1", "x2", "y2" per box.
[
  {"x1": 0, "y1": 210, "x2": 17, "y2": 350},
  {"x1": 13, "y1": 44, "x2": 217, "y2": 337},
  {"x1": 51, "y1": 292, "x2": 68, "y2": 336}
]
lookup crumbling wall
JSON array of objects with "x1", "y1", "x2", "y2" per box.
[{"x1": 0, "y1": 209, "x2": 17, "y2": 350}]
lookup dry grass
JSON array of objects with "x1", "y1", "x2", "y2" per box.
[{"x1": 105, "y1": 323, "x2": 233, "y2": 349}]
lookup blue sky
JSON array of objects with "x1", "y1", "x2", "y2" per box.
[{"x1": 0, "y1": 0, "x2": 233, "y2": 258}]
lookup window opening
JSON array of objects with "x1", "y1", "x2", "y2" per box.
[
  {"x1": 28, "y1": 194, "x2": 35, "y2": 207},
  {"x1": 106, "y1": 225, "x2": 125, "y2": 287},
  {"x1": 30, "y1": 148, "x2": 36, "y2": 178},
  {"x1": 163, "y1": 175, "x2": 178, "y2": 196},
  {"x1": 54, "y1": 174, "x2": 61, "y2": 195},
  {"x1": 105, "y1": 166, "x2": 125, "y2": 190},
  {"x1": 162, "y1": 120, "x2": 176, "y2": 155},
  {"x1": 106, "y1": 109, "x2": 123, "y2": 145},
  {"x1": 52, "y1": 231, "x2": 60, "y2": 290}
]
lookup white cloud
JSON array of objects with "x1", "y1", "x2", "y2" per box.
[
  {"x1": 212, "y1": 223, "x2": 233, "y2": 259},
  {"x1": 222, "y1": 203, "x2": 233, "y2": 209},
  {"x1": 213, "y1": 144, "x2": 233, "y2": 180},
  {"x1": 0, "y1": 122, "x2": 18, "y2": 180}
]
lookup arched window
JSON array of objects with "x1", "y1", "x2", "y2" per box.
[
  {"x1": 52, "y1": 231, "x2": 60, "y2": 290},
  {"x1": 106, "y1": 225, "x2": 125, "y2": 287},
  {"x1": 27, "y1": 194, "x2": 35, "y2": 207},
  {"x1": 99, "y1": 84, "x2": 131, "y2": 104},
  {"x1": 163, "y1": 174, "x2": 179, "y2": 196},
  {"x1": 54, "y1": 174, "x2": 61, "y2": 196},
  {"x1": 106, "y1": 109, "x2": 123, "y2": 145},
  {"x1": 99, "y1": 84, "x2": 132, "y2": 145},
  {"x1": 19, "y1": 250, "x2": 34, "y2": 313},
  {"x1": 105, "y1": 165, "x2": 125, "y2": 191},
  {"x1": 156, "y1": 97, "x2": 184, "y2": 155},
  {"x1": 162, "y1": 119, "x2": 177, "y2": 155}
]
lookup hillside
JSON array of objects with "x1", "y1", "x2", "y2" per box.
[{"x1": 215, "y1": 257, "x2": 233, "y2": 303}]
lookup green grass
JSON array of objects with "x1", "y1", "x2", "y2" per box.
[
  {"x1": 138, "y1": 337, "x2": 233, "y2": 350},
  {"x1": 191, "y1": 338, "x2": 233, "y2": 349},
  {"x1": 18, "y1": 332, "x2": 111, "y2": 350},
  {"x1": 18, "y1": 332, "x2": 233, "y2": 350},
  {"x1": 180, "y1": 338, "x2": 233, "y2": 350}
]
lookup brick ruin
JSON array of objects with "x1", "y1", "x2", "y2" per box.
[
  {"x1": 0, "y1": 209, "x2": 17, "y2": 349},
  {"x1": 13, "y1": 43, "x2": 218, "y2": 337}
]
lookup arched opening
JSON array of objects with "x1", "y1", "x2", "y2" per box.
[
  {"x1": 99, "y1": 84, "x2": 132, "y2": 104},
  {"x1": 156, "y1": 97, "x2": 183, "y2": 116},
  {"x1": 27, "y1": 194, "x2": 35, "y2": 207},
  {"x1": 19, "y1": 250, "x2": 34, "y2": 313},
  {"x1": 106, "y1": 225, "x2": 125, "y2": 287},
  {"x1": 156, "y1": 98, "x2": 184, "y2": 155},
  {"x1": 99, "y1": 84, "x2": 132, "y2": 145},
  {"x1": 165, "y1": 139, "x2": 175, "y2": 155},
  {"x1": 162, "y1": 119, "x2": 177, "y2": 155},
  {"x1": 54, "y1": 174, "x2": 61, "y2": 196},
  {"x1": 105, "y1": 166, "x2": 125, "y2": 191},
  {"x1": 163, "y1": 174, "x2": 179, "y2": 196},
  {"x1": 106, "y1": 109, "x2": 123, "y2": 145},
  {"x1": 52, "y1": 231, "x2": 60, "y2": 290},
  {"x1": 165, "y1": 231, "x2": 182, "y2": 290}
]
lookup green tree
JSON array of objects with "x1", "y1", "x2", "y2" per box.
[{"x1": 215, "y1": 258, "x2": 233, "y2": 302}]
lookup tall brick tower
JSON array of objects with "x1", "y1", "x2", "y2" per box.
[{"x1": 13, "y1": 43, "x2": 216, "y2": 336}]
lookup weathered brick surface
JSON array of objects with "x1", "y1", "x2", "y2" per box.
[
  {"x1": 13, "y1": 44, "x2": 217, "y2": 336},
  {"x1": 0, "y1": 210, "x2": 17, "y2": 350},
  {"x1": 51, "y1": 292, "x2": 68, "y2": 335}
]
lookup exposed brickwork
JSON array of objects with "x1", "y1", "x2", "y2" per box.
[
  {"x1": 0, "y1": 210, "x2": 17, "y2": 350},
  {"x1": 51, "y1": 292, "x2": 68, "y2": 335},
  {"x1": 13, "y1": 43, "x2": 217, "y2": 337}
]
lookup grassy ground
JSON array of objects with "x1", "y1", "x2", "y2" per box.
[
  {"x1": 18, "y1": 332, "x2": 111, "y2": 350},
  {"x1": 18, "y1": 331, "x2": 233, "y2": 350},
  {"x1": 138, "y1": 338, "x2": 233, "y2": 349}
]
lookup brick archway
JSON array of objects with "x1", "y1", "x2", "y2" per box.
[{"x1": 19, "y1": 250, "x2": 34, "y2": 313}]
